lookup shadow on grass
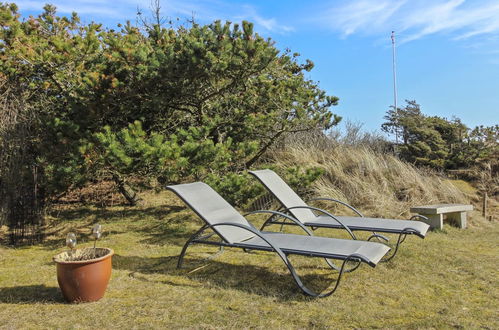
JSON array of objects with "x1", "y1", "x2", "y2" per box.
[
  {"x1": 135, "y1": 213, "x2": 198, "y2": 246},
  {"x1": 41, "y1": 205, "x2": 188, "y2": 249},
  {"x1": 113, "y1": 253, "x2": 340, "y2": 301},
  {"x1": 48, "y1": 205, "x2": 183, "y2": 225},
  {"x1": 40, "y1": 227, "x2": 131, "y2": 250},
  {"x1": 0, "y1": 285, "x2": 64, "y2": 304},
  {"x1": 113, "y1": 254, "x2": 179, "y2": 274}
]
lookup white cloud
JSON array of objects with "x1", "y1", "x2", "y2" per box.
[
  {"x1": 161, "y1": 0, "x2": 294, "y2": 34},
  {"x1": 322, "y1": 0, "x2": 406, "y2": 37},
  {"x1": 235, "y1": 5, "x2": 294, "y2": 33},
  {"x1": 15, "y1": 0, "x2": 293, "y2": 34},
  {"x1": 16, "y1": 0, "x2": 127, "y2": 17},
  {"x1": 319, "y1": 0, "x2": 499, "y2": 43}
]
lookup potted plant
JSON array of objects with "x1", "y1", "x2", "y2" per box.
[{"x1": 53, "y1": 224, "x2": 114, "y2": 303}]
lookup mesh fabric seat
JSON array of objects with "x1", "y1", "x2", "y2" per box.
[
  {"x1": 249, "y1": 169, "x2": 430, "y2": 261},
  {"x1": 167, "y1": 182, "x2": 390, "y2": 297}
]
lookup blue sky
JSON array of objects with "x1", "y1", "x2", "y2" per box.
[{"x1": 16, "y1": 0, "x2": 499, "y2": 132}]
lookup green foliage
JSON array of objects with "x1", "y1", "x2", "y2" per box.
[
  {"x1": 205, "y1": 172, "x2": 264, "y2": 206},
  {"x1": 382, "y1": 100, "x2": 496, "y2": 171},
  {"x1": 279, "y1": 166, "x2": 325, "y2": 195},
  {"x1": 90, "y1": 120, "x2": 326, "y2": 206},
  {"x1": 0, "y1": 3, "x2": 339, "y2": 206},
  {"x1": 38, "y1": 117, "x2": 88, "y2": 196},
  {"x1": 92, "y1": 121, "x2": 244, "y2": 184},
  {"x1": 204, "y1": 165, "x2": 324, "y2": 207},
  {"x1": 0, "y1": 3, "x2": 104, "y2": 196},
  {"x1": 93, "y1": 121, "x2": 181, "y2": 179},
  {"x1": 451, "y1": 125, "x2": 499, "y2": 170}
]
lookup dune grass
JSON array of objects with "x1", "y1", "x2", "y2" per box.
[
  {"x1": 270, "y1": 143, "x2": 469, "y2": 219},
  {"x1": 0, "y1": 190, "x2": 498, "y2": 329}
]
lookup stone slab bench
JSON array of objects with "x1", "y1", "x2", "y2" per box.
[{"x1": 410, "y1": 204, "x2": 473, "y2": 230}]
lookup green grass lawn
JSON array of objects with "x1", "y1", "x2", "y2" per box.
[{"x1": 1, "y1": 191, "x2": 498, "y2": 329}]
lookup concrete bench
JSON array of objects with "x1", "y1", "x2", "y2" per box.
[{"x1": 410, "y1": 204, "x2": 473, "y2": 230}]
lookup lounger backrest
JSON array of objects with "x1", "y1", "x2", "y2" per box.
[
  {"x1": 167, "y1": 182, "x2": 255, "y2": 244},
  {"x1": 249, "y1": 169, "x2": 317, "y2": 222}
]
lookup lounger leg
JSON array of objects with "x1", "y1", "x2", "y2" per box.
[
  {"x1": 324, "y1": 258, "x2": 361, "y2": 273},
  {"x1": 367, "y1": 233, "x2": 390, "y2": 243},
  {"x1": 177, "y1": 239, "x2": 193, "y2": 269},
  {"x1": 195, "y1": 221, "x2": 365, "y2": 298},
  {"x1": 380, "y1": 232, "x2": 406, "y2": 262},
  {"x1": 282, "y1": 253, "x2": 364, "y2": 297},
  {"x1": 380, "y1": 227, "x2": 418, "y2": 262},
  {"x1": 260, "y1": 217, "x2": 275, "y2": 231},
  {"x1": 321, "y1": 255, "x2": 362, "y2": 297},
  {"x1": 177, "y1": 225, "x2": 209, "y2": 269}
]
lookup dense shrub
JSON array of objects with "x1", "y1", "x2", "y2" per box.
[
  {"x1": 382, "y1": 100, "x2": 498, "y2": 172},
  {"x1": 0, "y1": 3, "x2": 339, "y2": 212}
]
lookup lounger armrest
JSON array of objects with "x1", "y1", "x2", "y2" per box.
[
  {"x1": 208, "y1": 222, "x2": 290, "y2": 258},
  {"x1": 308, "y1": 197, "x2": 364, "y2": 217},
  {"x1": 244, "y1": 210, "x2": 314, "y2": 236},
  {"x1": 410, "y1": 214, "x2": 428, "y2": 221},
  {"x1": 403, "y1": 226, "x2": 426, "y2": 239},
  {"x1": 407, "y1": 215, "x2": 429, "y2": 238},
  {"x1": 284, "y1": 205, "x2": 357, "y2": 240}
]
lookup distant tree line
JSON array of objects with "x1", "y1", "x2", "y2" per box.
[{"x1": 382, "y1": 100, "x2": 498, "y2": 173}]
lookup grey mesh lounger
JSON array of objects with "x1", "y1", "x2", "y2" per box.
[
  {"x1": 249, "y1": 169, "x2": 430, "y2": 261},
  {"x1": 167, "y1": 182, "x2": 390, "y2": 297}
]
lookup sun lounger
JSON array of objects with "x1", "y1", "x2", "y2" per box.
[
  {"x1": 249, "y1": 169, "x2": 430, "y2": 261},
  {"x1": 167, "y1": 182, "x2": 390, "y2": 297}
]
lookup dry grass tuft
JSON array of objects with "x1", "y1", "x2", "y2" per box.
[{"x1": 270, "y1": 142, "x2": 470, "y2": 220}]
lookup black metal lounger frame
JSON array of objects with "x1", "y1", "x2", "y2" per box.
[
  {"x1": 171, "y1": 191, "x2": 380, "y2": 297},
  {"x1": 259, "y1": 200, "x2": 428, "y2": 262}
]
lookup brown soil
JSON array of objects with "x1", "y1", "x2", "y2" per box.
[
  {"x1": 54, "y1": 247, "x2": 111, "y2": 262},
  {"x1": 56, "y1": 180, "x2": 126, "y2": 207}
]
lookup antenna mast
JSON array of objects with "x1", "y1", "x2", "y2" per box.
[{"x1": 391, "y1": 31, "x2": 399, "y2": 147}]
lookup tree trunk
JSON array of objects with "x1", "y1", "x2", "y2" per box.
[
  {"x1": 245, "y1": 130, "x2": 285, "y2": 168},
  {"x1": 112, "y1": 174, "x2": 139, "y2": 206}
]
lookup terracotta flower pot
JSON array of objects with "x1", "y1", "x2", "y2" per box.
[{"x1": 53, "y1": 247, "x2": 114, "y2": 303}]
